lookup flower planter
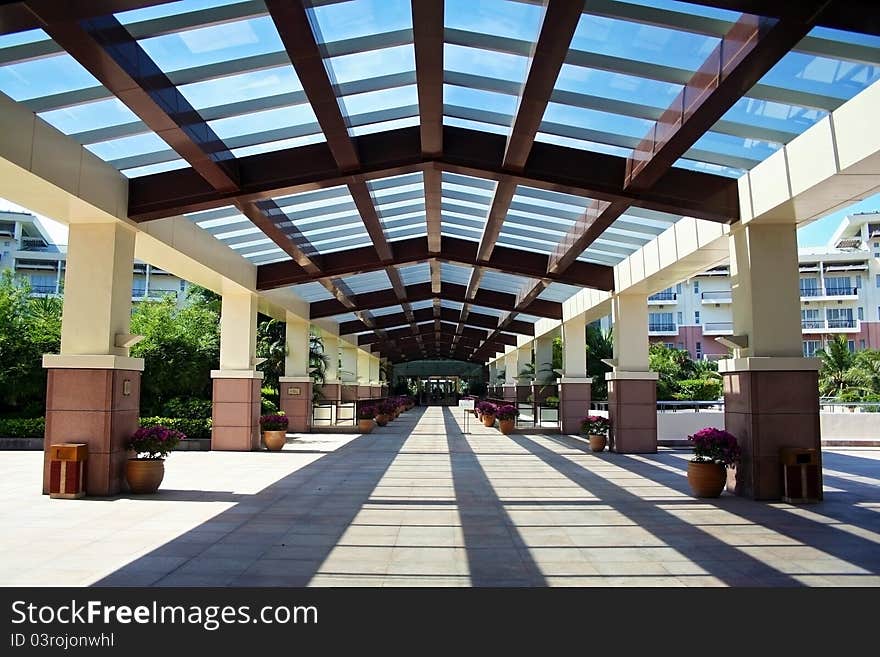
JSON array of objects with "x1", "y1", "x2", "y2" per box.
[
  {"x1": 687, "y1": 461, "x2": 727, "y2": 498},
  {"x1": 588, "y1": 434, "x2": 607, "y2": 452},
  {"x1": 358, "y1": 419, "x2": 374, "y2": 433},
  {"x1": 262, "y1": 430, "x2": 287, "y2": 451},
  {"x1": 482, "y1": 413, "x2": 496, "y2": 427},
  {"x1": 498, "y1": 418, "x2": 515, "y2": 434},
  {"x1": 376, "y1": 414, "x2": 389, "y2": 427},
  {"x1": 126, "y1": 459, "x2": 164, "y2": 494}
]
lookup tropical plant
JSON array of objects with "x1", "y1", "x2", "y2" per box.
[
  {"x1": 256, "y1": 316, "x2": 285, "y2": 398},
  {"x1": 581, "y1": 415, "x2": 610, "y2": 437},
  {"x1": 127, "y1": 425, "x2": 184, "y2": 460},
  {"x1": 259, "y1": 414, "x2": 289, "y2": 431},
  {"x1": 815, "y1": 334, "x2": 862, "y2": 397},
  {"x1": 688, "y1": 427, "x2": 739, "y2": 466},
  {"x1": 308, "y1": 333, "x2": 330, "y2": 385},
  {"x1": 586, "y1": 325, "x2": 613, "y2": 400}
]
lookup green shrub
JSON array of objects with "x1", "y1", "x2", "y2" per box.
[
  {"x1": 139, "y1": 416, "x2": 212, "y2": 440},
  {"x1": 672, "y1": 378, "x2": 722, "y2": 401},
  {"x1": 160, "y1": 397, "x2": 212, "y2": 419},
  {"x1": 0, "y1": 417, "x2": 45, "y2": 438},
  {"x1": 261, "y1": 397, "x2": 279, "y2": 415}
]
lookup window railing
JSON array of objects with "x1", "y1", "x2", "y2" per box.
[
  {"x1": 802, "y1": 318, "x2": 857, "y2": 330},
  {"x1": 800, "y1": 286, "x2": 858, "y2": 297},
  {"x1": 648, "y1": 291, "x2": 677, "y2": 301},
  {"x1": 30, "y1": 284, "x2": 56, "y2": 294},
  {"x1": 703, "y1": 322, "x2": 732, "y2": 333},
  {"x1": 648, "y1": 323, "x2": 677, "y2": 332},
  {"x1": 701, "y1": 290, "x2": 732, "y2": 301},
  {"x1": 827, "y1": 317, "x2": 856, "y2": 329}
]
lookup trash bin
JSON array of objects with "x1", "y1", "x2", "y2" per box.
[
  {"x1": 48, "y1": 443, "x2": 88, "y2": 499},
  {"x1": 780, "y1": 447, "x2": 821, "y2": 503}
]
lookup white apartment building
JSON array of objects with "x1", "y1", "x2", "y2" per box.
[
  {"x1": 603, "y1": 211, "x2": 880, "y2": 359},
  {"x1": 0, "y1": 210, "x2": 189, "y2": 302}
]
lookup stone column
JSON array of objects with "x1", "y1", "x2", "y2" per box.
[
  {"x1": 488, "y1": 362, "x2": 497, "y2": 393},
  {"x1": 42, "y1": 223, "x2": 143, "y2": 496},
  {"x1": 357, "y1": 349, "x2": 371, "y2": 399},
  {"x1": 532, "y1": 332, "x2": 556, "y2": 403},
  {"x1": 514, "y1": 344, "x2": 532, "y2": 402},
  {"x1": 339, "y1": 342, "x2": 358, "y2": 402},
  {"x1": 559, "y1": 315, "x2": 591, "y2": 434},
  {"x1": 211, "y1": 291, "x2": 262, "y2": 451},
  {"x1": 722, "y1": 223, "x2": 821, "y2": 499},
  {"x1": 503, "y1": 350, "x2": 518, "y2": 402},
  {"x1": 318, "y1": 331, "x2": 341, "y2": 403},
  {"x1": 369, "y1": 354, "x2": 381, "y2": 398},
  {"x1": 607, "y1": 292, "x2": 658, "y2": 453},
  {"x1": 279, "y1": 312, "x2": 312, "y2": 433}
]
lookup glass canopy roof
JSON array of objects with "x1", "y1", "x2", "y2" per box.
[{"x1": 1, "y1": 0, "x2": 878, "y2": 359}]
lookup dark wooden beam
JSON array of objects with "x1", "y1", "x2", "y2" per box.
[
  {"x1": 412, "y1": 0, "x2": 444, "y2": 157},
  {"x1": 128, "y1": 126, "x2": 739, "y2": 224},
  {"x1": 240, "y1": 199, "x2": 323, "y2": 274}
]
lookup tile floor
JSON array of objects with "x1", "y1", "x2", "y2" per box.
[{"x1": 1, "y1": 407, "x2": 878, "y2": 587}]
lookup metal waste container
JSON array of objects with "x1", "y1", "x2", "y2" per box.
[
  {"x1": 780, "y1": 447, "x2": 821, "y2": 503},
  {"x1": 48, "y1": 443, "x2": 88, "y2": 499}
]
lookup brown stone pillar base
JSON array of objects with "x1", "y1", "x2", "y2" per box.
[
  {"x1": 357, "y1": 384, "x2": 372, "y2": 400},
  {"x1": 559, "y1": 378, "x2": 591, "y2": 435},
  {"x1": 318, "y1": 381, "x2": 341, "y2": 403},
  {"x1": 340, "y1": 384, "x2": 358, "y2": 402},
  {"x1": 371, "y1": 385, "x2": 381, "y2": 398},
  {"x1": 607, "y1": 373, "x2": 658, "y2": 453},
  {"x1": 279, "y1": 377, "x2": 313, "y2": 433},
  {"x1": 43, "y1": 365, "x2": 142, "y2": 496},
  {"x1": 721, "y1": 361, "x2": 821, "y2": 500},
  {"x1": 211, "y1": 375, "x2": 261, "y2": 451}
]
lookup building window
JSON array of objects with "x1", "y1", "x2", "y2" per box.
[
  {"x1": 664, "y1": 342, "x2": 674, "y2": 349},
  {"x1": 858, "y1": 307, "x2": 864, "y2": 321},
  {"x1": 693, "y1": 280, "x2": 700, "y2": 293},
  {"x1": 179, "y1": 280, "x2": 186, "y2": 291},
  {"x1": 800, "y1": 277, "x2": 819, "y2": 297},
  {"x1": 694, "y1": 310, "x2": 701, "y2": 325},
  {"x1": 847, "y1": 340, "x2": 855, "y2": 353},
  {"x1": 860, "y1": 339, "x2": 866, "y2": 350},
  {"x1": 803, "y1": 340, "x2": 821, "y2": 357},
  {"x1": 856, "y1": 275, "x2": 862, "y2": 288},
  {"x1": 824, "y1": 276, "x2": 852, "y2": 295},
  {"x1": 695, "y1": 342, "x2": 703, "y2": 359},
  {"x1": 677, "y1": 311, "x2": 683, "y2": 324},
  {"x1": 826, "y1": 307, "x2": 854, "y2": 329},
  {"x1": 876, "y1": 274, "x2": 880, "y2": 288},
  {"x1": 649, "y1": 312, "x2": 675, "y2": 332},
  {"x1": 801, "y1": 308, "x2": 820, "y2": 329},
  {"x1": 677, "y1": 342, "x2": 684, "y2": 350},
  {"x1": 675, "y1": 283, "x2": 682, "y2": 294}
]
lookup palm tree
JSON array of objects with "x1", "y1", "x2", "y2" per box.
[
  {"x1": 816, "y1": 335, "x2": 862, "y2": 398},
  {"x1": 308, "y1": 333, "x2": 330, "y2": 385},
  {"x1": 586, "y1": 325, "x2": 613, "y2": 400}
]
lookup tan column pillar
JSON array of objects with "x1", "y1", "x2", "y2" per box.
[
  {"x1": 339, "y1": 343, "x2": 358, "y2": 402},
  {"x1": 607, "y1": 293, "x2": 658, "y2": 453},
  {"x1": 503, "y1": 350, "x2": 519, "y2": 402},
  {"x1": 279, "y1": 312, "x2": 312, "y2": 433},
  {"x1": 211, "y1": 291, "x2": 262, "y2": 451},
  {"x1": 532, "y1": 332, "x2": 557, "y2": 404},
  {"x1": 43, "y1": 223, "x2": 143, "y2": 496},
  {"x1": 559, "y1": 315, "x2": 591, "y2": 435},
  {"x1": 357, "y1": 349, "x2": 371, "y2": 399},
  {"x1": 319, "y1": 331, "x2": 340, "y2": 402},
  {"x1": 369, "y1": 354, "x2": 381, "y2": 398},
  {"x1": 722, "y1": 223, "x2": 821, "y2": 500}
]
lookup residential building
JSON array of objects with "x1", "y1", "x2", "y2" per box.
[{"x1": 0, "y1": 210, "x2": 189, "y2": 302}]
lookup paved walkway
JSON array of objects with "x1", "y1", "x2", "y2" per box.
[{"x1": 1, "y1": 407, "x2": 878, "y2": 586}]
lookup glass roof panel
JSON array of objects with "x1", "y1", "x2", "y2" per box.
[
  {"x1": 537, "y1": 282, "x2": 582, "y2": 303},
  {"x1": 409, "y1": 300, "x2": 435, "y2": 312},
  {"x1": 85, "y1": 132, "x2": 171, "y2": 164},
  {"x1": 122, "y1": 159, "x2": 190, "y2": 178},
  {"x1": 178, "y1": 65, "x2": 304, "y2": 111},
  {"x1": 440, "y1": 262, "x2": 473, "y2": 286},
  {"x1": 759, "y1": 51, "x2": 880, "y2": 103},
  {"x1": 340, "y1": 270, "x2": 391, "y2": 294},
  {"x1": 445, "y1": 0, "x2": 544, "y2": 41},
  {"x1": 439, "y1": 299, "x2": 464, "y2": 311},
  {"x1": 324, "y1": 44, "x2": 414, "y2": 85},
  {"x1": 397, "y1": 263, "x2": 431, "y2": 286},
  {"x1": 441, "y1": 173, "x2": 495, "y2": 241},
  {"x1": 307, "y1": 0, "x2": 412, "y2": 43},
  {"x1": 480, "y1": 270, "x2": 532, "y2": 294},
  {"x1": 137, "y1": 15, "x2": 283, "y2": 72},
  {"x1": 37, "y1": 98, "x2": 140, "y2": 137},
  {"x1": 115, "y1": 0, "x2": 240, "y2": 24},
  {"x1": 0, "y1": 52, "x2": 100, "y2": 101},
  {"x1": 0, "y1": 28, "x2": 47, "y2": 48}
]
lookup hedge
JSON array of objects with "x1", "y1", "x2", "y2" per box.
[
  {"x1": 0, "y1": 417, "x2": 211, "y2": 440},
  {"x1": 0, "y1": 417, "x2": 45, "y2": 438}
]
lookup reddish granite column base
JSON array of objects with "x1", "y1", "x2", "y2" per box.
[
  {"x1": 370, "y1": 385, "x2": 381, "y2": 398},
  {"x1": 559, "y1": 381, "x2": 591, "y2": 435},
  {"x1": 212, "y1": 378, "x2": 260, "y2": 451},
  {"x1": 340, "y1": 384, "x2": 358, "y2": 402},
  {"x1": 723, "y1": 369, "x2": 821, "y2": 500},
  {"x1": 279, "y1": 378, "x2": 313, "y2": 433},
  {"x1": 608, "y1": 378, "x2": 657, "y2": 453},
  {"x1": 357, "y1": 385, "x2": 372, "y2": 400},
  {"x1": 317, "y1": 382, "x2": 341, "y2": 402},
  {"x1": 43, "y1": 368, "x2": 141, "y2": 496}
]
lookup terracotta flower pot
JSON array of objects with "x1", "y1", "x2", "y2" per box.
[
  {"x1": 498, "y1": 418, "x2": 515, "y2": 434},
  {"x1": 482, "y1": 413, "x2": 496, "y2": 427},
  {"x1": 588, "y1": 434, "x2": 607, "y2": 452},
  {"x1": 126, "y1": 458, "x2": 164, "y2": 494},
  {"x1": 358, "y1": 418, "x2": 374, "y2": 433},
  {"x1": 376, "y1": 414, "x2": 389, "y2": 426},
  {"x1": 263, "y1": 430, "x2": 287, "y2": 451},
  {"x1": 687, "y1": 461, "x2": 727, "y2": 498}
]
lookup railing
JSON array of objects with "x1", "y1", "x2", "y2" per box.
[
  {"x1": 701, "y1": 290, "x2": 732, "y2": 302},
  {"x1": 802, "y1": 318, "x2": 858, "y2": 331},
  {"x1": 702, "y1": 322, "x2": 732, "y2": 334},
  {"x1": 311, "y1": 397, "x2": 387, "y2": 428},
  {"x1": 657, "y1": 400, "x2": 724, "y2": 412},
  {"x1": 800, "y1": 287, "x2": 858, "y2": 298},
  {"x1": 819, "y1": 400, "x2": 880, "y2": 413},
  {"x1": 478, "y1": 397, "x2": 561, "y2": 430},
  {"x1": 648, "y1": 291, "x2": 677, "y2": 302},
  {"x1": 648, "y1": 323, "x2": 677, "y2": 333},
  {"x1": 30, "y1": 284, "x2": 57, "y2": 294},
  {"x1": 588, "y1": 399, "x2": 880, "y2": 414}
]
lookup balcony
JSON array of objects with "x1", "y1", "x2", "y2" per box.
[
  {"x1": 701, "y1": 290, "x2": 732, "y2": 304},
  {"x1": 648, "y1": 292, "x2": 677, "y2": 305},
  {"x1": 29, "y1": 284, "x2": 58, "y2": 296},
  {"x1": 799, "y1": 286, "x2": 859, "y2": 300},
  {"x1": 648, "y1": 322, "x2": 678, "y2": 336},
  {"x1": 802, "y1": 318, "x2": 859, "y2": 333},
  {"x1": 702, "y1": 322, "x2": 733, "y2": 335}
]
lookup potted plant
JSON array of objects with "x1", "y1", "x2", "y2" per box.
[
  {"x1": 125, "y1": 425, "x2": 184, "y2": 494},
  {"x1": 496, "y1": 404, "x2": 518, "y2": 435},
  {"x1": 477, "y1": 401, "x2": 497, "y2": 427},
  {"x1": 357, "y1": 405, "x2": 375, "y2": 433},
  {"x1": 687, "y1": 427, "x2": 740, "y2": 497},
  {"x1": 581, "y1": 415, "x2": 611, "y2": 452},
  {"x1": 260, "y1": 413, "x2": 289, "y2": 451},
  {"x1": 376, "y1": 400, "x2": 396, "y2": 426}
]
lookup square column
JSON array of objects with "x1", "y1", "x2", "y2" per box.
[
  {"x1": 502, "y1": 350, "x2": 518, "y2": 401},
  {"x1": 212, "y1": 291, "x2": 262, "y2": 451},
  {"x1": 318, "y1": 332, "x2": 341, "y2": 401},
  {"x1": 279, "y1": 312, "x2": 312, "y2": 433},
  {"x1": 369, "y1": 354, "x2": 381, "y2": 397},
  {"x1": 356, "y1": 349, "x2": 372, "y2": 399},
  {"x1": 42, "y1": 223, "x2": 143, "y2": 496},
  {"x1": 532, "y1": 332, "x2": 558, "y2": 403},
  {"x1": 559, "y1": 315, "x2": 591, "y2": 434},
  {"x1": 722, "y1": 224, "x2": 821, "y2": 499},
  {"x1": 607, "y1": 293, "x2": 658, "y2": 453},
  {"x1": 339, "y1": 343, "x2": 358, "y2": 402}
]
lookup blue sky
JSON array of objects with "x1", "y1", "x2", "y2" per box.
[{"x1": 796, "y1": 191, "x2": 880, "y2": 247}]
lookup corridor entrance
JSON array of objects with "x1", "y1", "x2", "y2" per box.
[{"x1": 418, "y1": 377, "x2": 459, "y2": 406}]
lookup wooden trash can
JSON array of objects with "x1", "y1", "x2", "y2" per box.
[
  {"x1": 48, "y1": 443, "x2": 88, "y2": 499},
  {"x1": 780, "y1": 447, "x2": 822, "y2": 503}
]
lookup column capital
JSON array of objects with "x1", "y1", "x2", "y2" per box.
[
  {"x1": 718, "y1": 357, "x2": 819, "y2": 373},
  {"x1": 43, "y1": 354, "x2": 145, "y2": 371},
  {"x1": 605, "y1": 371, "x2": 659, "y2": 381},
  {"x1": 559, "y1": 377, "x2": 593, "y2": 384},
  {"x1": 211, "y1": 369, "x2": 264, "y2": 379}
]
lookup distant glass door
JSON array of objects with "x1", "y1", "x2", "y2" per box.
[{"x1": 418, "y1": 377, "x2": 458, "y2": 405}]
